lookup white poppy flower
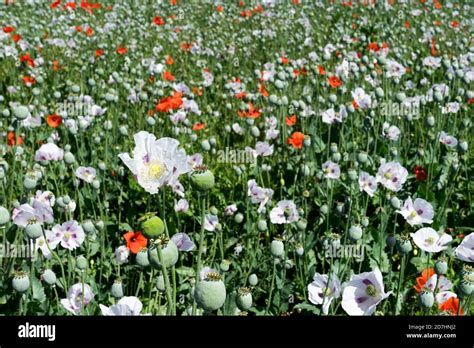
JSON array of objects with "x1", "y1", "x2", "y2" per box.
[
  {"x1": 358, "y1": 171, "x2": 377, "y2": 197},
  {"x1": 100, "y1": 296, "x2": 143, "y2": 316},
  {"x1": 397, "y1": 197, "x2": 434, "y2": 226},
  {"x1": 376, "y1": 161, "x2": 408, "y2": 192},
  {"x1": 410, "y1": 227, "x2": 452, "y2": 253},
  {"x1": 308, "y1": 273, "x2": 341, "y2": 315},
  {"x1": 455, "y1": 233, "x2": 474, "y2": 262}
]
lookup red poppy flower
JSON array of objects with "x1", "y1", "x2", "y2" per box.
[
  {"x1": 163, "y1": 71, "x2": 175, "y2": 81},
  {"x1": 153, "y1": 16, "x2": 165, "y2": 26},
  {"x1": 328, "y1": 76, "x2": 342, "y2": 88},
  {"x1": 51, "y1": 0, "x2": 61, "y2": 9},
  {"x1": 3, "y1": 26, "x2": 15, "y2": 33},
  {"x1": 7, "y1": 132, "x2": 23, "y2": 146},
  {"x1": 124, "y1": 231, "x2": 148, "y2": 254},
  {"x1": 46, "y1": 114, "x2": 62, "y2": 128},
  {"x1": 116, "y1": 46, "x2": 128, "y2": 55},
  {"x1": 155, "y1": 92, "x2": 183, "y2": 113},
  {"x1": 439, "y1": 297, "x2": 463, "y2": 316},
  {"x1": 64, "y1": 2, "x2": 76, "y2": 10},
  {"x1": 95, "y1": 49, "x2": 104, "y2": 57},
  {"x1": 414, "y1": 268, "x2": 435, "y2": 293},
  {"x1": 165, "y1": 55, "x2": 174, "y2": 65},
  {"x1": 12, "y1": 34, "x2": 21, "y2": 43},
  {"x1": 285, "y1": 115, "x2": 297, "y2": 126},
  {"x1": 237, "y1": 103, "x2": 261, "y2": 119},
  {"x1": 318, "y1": 65, "x2": 326, "y2": 75},
  {"x1": 20, "y1": 53, "x2": 35, "y2": 67},
  {"x1": 414, "y1": 166, "x2": 427, "y2": 182},
  {"x1": 22, "y1": 76, "x2": 36, "y2": 85},
  {"x1": 259, "y1": 83, "x2": 268, "y2": 97},
  {"x1": 287, "y1": 131, "x2": 305, "y2": 149},
  {"x1": 280, "y1": 56, "x2": 289, "y2": 65},
  {"x1": 192, "y1": 123, "x2": 205, "y2": 131},
  {"x1": 216, "y1": 5, "x2": 223, "y2": 12},
  {"x1": 451, "y1": 21, "x2": 459, "y2": 28}
]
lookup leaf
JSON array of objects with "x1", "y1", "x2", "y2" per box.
[
  {"x1": 410, "y1": 256, "x2": 433, "y2": 273},
  {"x1": 312, "y1": 134, "x2": 326, "y2": 154},
  {"x1": 119, "y1": 222, "x2": 133, "y2": 232},
  {"x1": 369, "y1": 244, "x2": 390, "y2": 273},
  {"x1": 32, "y1": 277, "x2": 46, "y2": 303},
  {"x1": 175, "y1": 266, "x2": 195, "y2": 277}
]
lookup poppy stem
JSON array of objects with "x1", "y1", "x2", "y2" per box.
[
  {"x1": 156, "y1": 244, "x2": 173, "y2": 315},
  {"x1": 192, "y1": 195, "x2": 207, "y2": 316}
]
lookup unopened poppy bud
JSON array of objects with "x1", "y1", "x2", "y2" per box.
[
  {"x1": 248, "y1": 274, "x2": 258, "y2": 286},
  {"x1": 190, "y1": 167, "x2": 215, "y2": 192},
  {"x1": 390, "y1": 196, "x2": 401, "y2": 209},
  {"x1": 42, "y1": 269, "x2": 56, "y2": 286},
  {"x1": 135, "y1": 248, "x2": 150, "y2": 267},
  {"x1": 257, "y1": 220, "x2": 267, "y2": 232},
  {"x1": 76, "y1": 255, "x2": 87, "y2": 271},
  {"x1": 349, "y1": 225, "x2": 363, "y2": 241},
  {"x1": 418, "y1": 290, "x2": 434, "y2": 309},
  {"x1": 95, "y1": 220, "x2": 105, "y2": 231},
  {"x1": 156, "y1": 274, "x2": 165, "y2": 292},
  {"x1": 435, "y1": 260, "x2": 448, "y2": 275},
  {"x1": 142, "y1": 216, "x2": 165, "y2": 239},
  {"x1": 357, "y1": 152, "x2": 368, "y2": 163},
  {"x1": 0, "y1": 206, "x2": 10, "y2": 225},
  {"x1": 64, "y1": 152, "x2": 75, "y2": 164},
  {"x1": 386, "y1": 235, "x2": 397, "y2": 248},
  {"x1": 234, "y1": 213, "x2": 244, "y2": 224},
  {"x1": 220, "y1": 259, "x2": 231, "y2": 272}
]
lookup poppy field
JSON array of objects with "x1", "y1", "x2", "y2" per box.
[{"x1": 0, "y1": 0, "x2": 473, "y2": 317}]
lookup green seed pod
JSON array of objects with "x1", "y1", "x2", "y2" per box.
[
  {"x1": 457, "y1": 275, "x2": 474, "y2": 299},
  {"x1": 194, "y1": 272, "x2": 226, "y2": 312},
  {"x1": 64, "y1": 152, "x2": 76, "y2": 165},
  {"x1": 390, "y1": 196, "x2": 401, "y2": 209},
  {"x1": 25, "y1": 222, "x2": 43, "y2": 239},
  {"x1": 257, "y1": 220, "x2": 267, "y2": 232},
  {"x1": 111, "y1": 279, "x2": 124, "y2": 298},
  {"x1": 142, "y1": 216, "x2": 165, "y2": 239},
  {"x1": 76, "y1": 255, "x2": 87, "y2": 271},
  {"x1": 135, "y1": 248, "x2": 150, "y2": 267},
  {"x1": 42, "y1": 269, "x2": 57, "y2": 286},
  {"x1": 13, "y1": 105, "x2": 30, "y2": 120},
  {"x1": 234, "y1": 213, "x2": 244, "y2": 224},
  {"x1": 12, "y1": 272, "x2": 30, "y2": 293},
  {"x1": 396, "y1": 237, "x2": 412, "y2": 255},
  {"x1": 236, "y1": 287, "x2": 253, "y2": 311},
  {"x1": 82, "y1": 220, "x2": 95, "y2": 234},
  {"x1": 220, "y1": 259, "x2": 231, "y2": 272},
  {"x1": 0, "y1": 206, "x2": 11, "y2": 225},
  {"x1": 190, "y1": 167, "x2": 215, "y2": 192},
  {"x1": 296, "y1": 219, "x2": 307, "y2": 231},
  {"x1": 248, "y1": 273, "x2": 258, "y2": 286},
  {"x1": 270, "y1": 239, "x2": 284, "y2": 258},
  {"x1": 148, "y1": 240, "x2": 179, "y2": 269}
]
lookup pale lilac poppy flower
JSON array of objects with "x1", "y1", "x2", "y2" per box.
[
  {"x1": 75, "y1": 166, "x2": 97, "y2": 183},
  {"x1": 100, "y1": 296, "x2": 143, "y2": 316},
  {"x1": 34, "y1": 143, "x2": 64, "y2": 162},
  {"x1": 224, "y1": 204, "x2": 238, "y2": 216},
  {"x1": 248, "y1": 179, "x2": 274, "y2": 214},
  {"x1": 358, "y1": 171, "x2": 377, "y2": 197},
  {"x1": 382, "y1": 122, "x2": 401, "y2": 141},
  {"x1": 342, "y1": 268, "x2": 392, "y2": 316},
  {"x1": 204, "y1": 214, "x2": 219, "y2": 232},
  {"x1": 376, "y1": 161, "x2": 408, "y2": 192},
  {"x1": 410, "y1": 227, "x2": 452, "y2": 253},
  {"x1": 322, "y1": 161, "x2": 340, "y2": 179},
  {"x1": 51, "y1": 220, "x2": 85, "y2": 251},
  {"x1": 174, "y1": 198, "x2": 189, "y2": 213},
  {"x1": 352, "y1": 87, "x2": 372, "y2": 109},
  {"x1": 12, "y1": 204, "x2": 47, "y2": 227},
  {"x1": 60, "y1": 283, "x2": 94, "y2": 315},
  {"x1": 171, "y1": 233, "x2": 195, "y2": 251},
  {"x1": 115, "y1": 245, "x2": 129, "y2": 264},
  {"x1": 255, "y1": 141, "x2": 273, "y2": 157},
  {"x1": 269, "y1": 200, "x2": 299, "y2": 224},
  {"x1": 439, "y1": 131, "x2": 458, "y2": 148},
  {"x1": 397, "y1": 197, "x2": 434, "y2": 226},
  {"x1": 35, "y1": 230, "x2": 59, "y2": 259},
  {"x1": 455, "y1": 233, "x2": 474, "y2": 262},
  {"x1": 308, "y1": 273, "x2": 341, "y2": 315}
]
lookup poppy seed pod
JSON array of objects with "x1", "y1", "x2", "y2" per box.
[
  {"x1": 148, "y1": 240, "x2": 179, "y2": 269},
  {"x1": 76, "y1": 255, "x2": 87, "y2": 271},
  {"x1": 396, "y1": 238, "x2": 412, "y2": 254},
  {"x1": 348, "y1": 225, "x2": 363, "y2": 241},
  {"x1": 142, "y1": 216, "x2": 165, "y2": 239},
  {"x1": 12, "y1": 272, "x2": 30, "y2": 293},
  {"x1": 257, "y1": 220, "x2": 267, "y2": 232},
  {"x1": 270, "y1": 239, "x2": 285, "y2": 258},
  {"x1": 236, "y1": 287, "x2": 253, "y2": 311},
  {"x1": 234, "y1": 213, "x2": 244, "y2": 224},
  {"x1": 0, "y1": 206, "x2": 11, "y2": 225},
  {"x1": 434, "y1": 260, "x2": 448, "y2": 275},
  {"x1": 13, "y1": 105, "x2": 30, "y2": 120},
  {"x1": 156, "y1": 274, "x2": 165, "y2": 292},
  {"x1": 25, "y1": 222, "x2": 43, "y2": 239},
  {"x1": 111, "y1": 279, "x2": 124, "y2": 298},
  {"x1": 42, "y1": 269, "x2": 56, "y2": 286},
  {"x1": 194, "y1": 272, "x2": 226, "y2": 312},
  {"x1": 190, "y1": 167, "x2": 215, "y2": 192},
  {"x1": 220, "y1": 259, "x2": 231, "y2": 272},
  {"x1": 457, "y1": 275, "x2": 473, "y2": 298},
  {"x1": 135, "y1": 248, "x2": 150, "y2": 267}
]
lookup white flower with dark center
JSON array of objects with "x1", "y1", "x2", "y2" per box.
[
  {"x1": 248, "y1": 179, "x2": 274, "y2": 214},
  {"x1": 308, "y1": 273, "x2": 341, "y2": 315},
  {"x1": 397, "y1": 197, "x2": 434, "y2": 226},
  {"x1": 342, "y1": 268, "x2": 392, "y2": 316},
  {"x1": 358, "y1": 171, "x2": 377, "y2": 197},
  {"x1": 119, "y1": 131, "x2": 191, "y2": 194},
  {"x1": 410, "y1": 227, "x2": 452, "y2": 253},
  {"x1": 75, "y1": 166, "x2": 97, "y2": 183},
  {"x1": 34, "y1": 143, "x2": 64, "y2": 162},
  {"x1": 60, "y1": 283, "x2": 94, "y2": 315},
  {"x1": 51, "y1": 220, "x2": 85, "y2": 251},
  {"x1": 439, "y1": 131, "x2": 458, "y2": 148},
  {"x1": 269, "y1": 200, "x2": 299, "y2": 224},
  {"x1": 352, "y1": 87, "x2": 372, "y2": 109},
  {"x1": 376, "y1": 161, "x2": 408, "y2": 192},
  {"x1": 382, "y1": 122, "x2": 401, "y2": 141},
  {"x1": 204, "y1": 214, "x2": 219, "y2": 232},
  {"x1": 322, "y1": 161, "x2": 340, "y2": 179},
  {"x1": 454, "y1": 233, "x2": 474, "y2": 262},
  {"x1": 100, "y1": 296, "x2": 143, "y2": 316}
]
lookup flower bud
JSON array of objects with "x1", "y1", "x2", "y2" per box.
[
  {"x1": 76, "y1": 255, "x2": 87, "y2": 271},
  {"x1": 42, "y1": 269, "x2": 56, "y2": 286},
  {"x1": 111, "y1": 279, "x2": 124, "y2": 298},
  {"x1": 248, "y1": 274, "x2": 258, "y2": 286},
  {"x1": 270, "y1": 239, "x2": 285, "y2": 258},
  {"x1": 12, "y1": 271, "x2": 30, "y2": 293},
  {"x1": 142, "y1": 216, "x2": 165, "y2": 239},
  {"x1": 434, "y1": 260, "x2": 448, "y2": 275},
  {"x1": 0, "y1": 206, "x2": 11, "y2": 225},
  {"x1": 418, "y1": 290, "x2": 434, "y2": 309}
]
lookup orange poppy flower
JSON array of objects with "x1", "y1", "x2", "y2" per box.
[
  {"x1": 192, "y1": 123, "x2": 205, "y2": 131},
  {"x1": 64, "y1": 2, "x2": 76, "y2": 10},
  {"x1": 286, "y1": 115, "x2": 297, "y2": 126},
  {"x1": 153, "y1": 16, "x2": 165, "y2": 26},
  {"x1": 181, "y1": 42, "x2": 192, "y2": 51},
  {"x1": 451, "y1": 21, "x2": 459, "y2": 28},
  {"x1": 163, "y1": 70, "x2": 175, "y2": 81},
  {"x1": 116, "y1": 46, "x2": 128, "y2": 55},
  {"x1": 155, "y1": 92, "x2": 183, "y2": 113},
  {"x1": 287, "y1": 131, "x2": 305, "y2": 149},
  {"x1": 75, "y1": 25, "x2": 83, "y2": 32},
  {"x1": 123, "y1": 231, "x2": 148, "y2": 254},
  {"x1": 367, "y1": 42, "x2": 379, "y2": 52},
  {"x1": 86, "y1": 27, "x2": 94, "y2": 36},
  {"x1": 328, "y1": 76, "x2": 342, "y2": 88},
  {"x1": 280, "y1": 56, "x2": 289, "y2": 65},
  {"x1": 192, "y1": 86, "x2": 203, "y2": 96},
  {"x1": 439, "y1": 297, "x2": 463, "y2": 316},
  {"x1": 165, "y1": 55, "x2": 174, "y2": 65},
  {"x1": 235, "y1": 91, "x2": 246, "y2": 99},
  {"x1": 318, "y1": 65, "x2": 326, "y2": 75},
  {"x1": 95, "y1": 49, "x2": 104, "y2": 57},
  {"x1": 431, "y1": 38, "x2": 438, "y2": 56},
  {"x1": 22, "y1": 76, "x2": 36, "y2": 85},
  {"x1": 169, "y1": 0, "x2": 177, "y2": 4},
  {"x1": 46, "y1": 114, "x2": 62, "y2": 128},
  {"x1": 216, "y1": 5, "x2": 223, "y2": 12},
  {"x1": 12, "y1": 34, "x2": 21, "y2": 42},
  {"x1": 237, "y1": 102, "x2": 261, "y2": 118},
  {"x1": 20, "y1": 53, "x2": 35, "y2": 67},
  {"x1": 7, "y1": 132, "x2": 23, "y2": 146},
  {"x1": 51, "y1": 0, "x2": 61, "y2": 8},
  {"x1": 414, "y1": 268, "x2": 435, "y2": 293},
  {"x1": 259, "y1": 83, "x2": 268, "y2": 97}
]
